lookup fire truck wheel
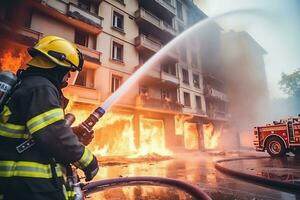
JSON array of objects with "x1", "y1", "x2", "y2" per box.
[{"x1": 266, "y1": 137, "x2": 286, "y2": 157}]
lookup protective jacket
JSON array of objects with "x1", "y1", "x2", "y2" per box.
[{"x1": 0, "y1": 72, "x2": 97, "y2": 200}]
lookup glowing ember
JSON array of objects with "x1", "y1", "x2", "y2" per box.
[
  {"x1": 184, "y1": 123, "x2": 199, "y2": 150},
  {"x1": 203, "y1": 123, "x2": 221, "y2": 149},
  {"x1": 0, "y1": 48, "x2": 27, "y2": 73}
]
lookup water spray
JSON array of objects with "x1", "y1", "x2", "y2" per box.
[{"x1": 78, "y1": 9, "x2": 261, "y2": 134}]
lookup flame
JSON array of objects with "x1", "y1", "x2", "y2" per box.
[
  {"x1": 184, "y1": 123, "x2": 199, "y2": 150},
  {"x1": 203, "y1": 123, "x2": 221, "y2": 149},
  {"x1": 66, "y1": 101, "x2": 172, "y2": 157},
  {"x1": 135, "y1": 117, "x2": 172, "y2": 157},
  {"x1": 0, "y1": 48, "x2": 27, "y2": 73}
]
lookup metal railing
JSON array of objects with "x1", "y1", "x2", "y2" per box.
[
  {"x1": 41, "y1": 0, "x2": 102, "y2": 27},
  {"x1": 135, "y1": 8, "x2": 176, "y2": 36},
  {"x1": 136, "y1": 96, "x2": 182, "y2": 112},
  {"x1": 135, "y1": 34, "x2": 162, "y2": 52},
  {"x1": 205, "y1": 85, "x2": 228, "y2": 101},
  {"x1": 77, "y1": 44, "x2": 101, "y2": 63}
]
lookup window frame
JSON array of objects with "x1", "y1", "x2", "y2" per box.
[
  {"x1": 183, "y1": 92, "x2": 191, "y2": 107},
  {"x1": 111, "y1": 74, "x2": 122, "y2": 93},
  {"x1": 112, "y1": 11, "x2": 124, "y2": 31},
  {"x1": 74, "y1": 67, "x2": 95, "y2": 89},
  {"x1": 193, "y1": 73, "x2": 200, "y2": 88},
  {"x1": 176, "y1": 1, "x2": 183, "y2": 21},
  {"x1": 112, "y1": 41, "x2": 124, "y2": 62},
  {"x1": 75, "y1": 29, "x2": 89, "y2": 47},
  {"x1": 182, "y1": 68, "x2": 189, "y2": 84},
  {"x1": 195, "y1": 95, "x2": 202, "y2": 110}
]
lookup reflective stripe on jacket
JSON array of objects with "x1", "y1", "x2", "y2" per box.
[{"x1": 0, "y1": 75, "x2": 96, "y2": 197}]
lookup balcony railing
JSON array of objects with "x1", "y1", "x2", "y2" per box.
[
  {"x1": 155, "y1": 0, "x2": 176, "y2": 15},
  {"x1": 77, "y1": 44, "x2": 101, "y2": 63},
  {"x1": 17, "y1": 27, "x2": 44, "y2": 41},
  {"x1": 0, "y1": 21, "x2": 43, "y2": 46},
  {"x1": 161, "y1": 71, "x2": 180, "y2": 85},
  {"x1": 136, "y1": 96, "x2": 182, "y2": 112},
  {"x1": 195, "y1": 108, "x2": 206, "y2": 115},
  {"x1": 64, "y1": 85, "x2": 101, "y2": 104},
  {"x1": 135, "y1": 8, "x2": 176, "y2": 36},
  {"x1": 207, "y1": 110, "x2": 228, "y2": 120},
  {"x1": 32, "y1": 0, "x2": 102, "y2": 32},
  {"x1": 67, "y1": 3, "x2": 102, "y2": 28},
  {"x1": 135, "y1": 34, "x2": 162, "y2": 53},
  {"x1": 205, "y1": 85, "x2": 228, "y2": 102}
]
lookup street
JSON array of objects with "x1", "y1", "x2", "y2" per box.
[{"x1": 87, "y1": 152, "x2": 299, "y2": 200}]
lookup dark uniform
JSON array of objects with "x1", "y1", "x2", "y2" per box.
[{"x1": 0, "y1": 70, "x2": 98, "y2": 200}]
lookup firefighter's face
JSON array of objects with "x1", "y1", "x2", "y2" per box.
[{"x1": 61, "y1": 71, "x2": 71, "y2": 88}]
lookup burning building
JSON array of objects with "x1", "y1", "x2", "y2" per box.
[{"x1": 0, "y1": 0, "x2": 229, "y2": 158}]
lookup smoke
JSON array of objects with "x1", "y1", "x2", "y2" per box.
[
  {"x1": 190, "y1": 21, "x2": 270, "y2": 149},
  {"x1": 221, "y1": 31, "x2": 270, "y2": 148}
]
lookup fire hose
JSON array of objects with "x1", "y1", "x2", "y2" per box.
[
  {"x1": 65, "y1": 114, "x2": 212, "y2": 200},
  {"x1": 83, "y1": 176, "x2": 212, "y2": 200}
]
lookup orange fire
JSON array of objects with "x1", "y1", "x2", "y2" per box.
[
  {"x1": 66, "y1": 101, "x2": 172, "y2": 157},
  {"x1": 136, "y1": 117, "x2": 172, "y2": 157},
  {"x1": 203, "y1": 123, "x2": 221, "y2": 149},
  {"x1": 0, "y1": 48, "x2": 27, "y2": 73},
  {"x1": 184, "y1": 123, "x2": 199, "y2": 150}
]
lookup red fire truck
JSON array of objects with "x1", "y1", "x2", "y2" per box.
[{"x1": 254, "y1": 116, "x2": 300, "y2": 157}]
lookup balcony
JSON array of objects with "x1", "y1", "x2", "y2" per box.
[
  {"x1": 136, "y1": 96, "x2": 182, "y2": 112},
  {"x1": 0, "y1": 21, "x2": 43, "y2": 46},
  {"x1": 135, "y1": 34, "x2": 162, "y2": 54},
  {"x1": 135, "y1": 8, "x2": 176, "y2": 41},
  {"x1": 205, "y1": 85, "x2": 228, "y2": 102},
  {"x1": 161, "y1": 71, "x2": 180, "y2": 85},
  {"x1": 135, "y1": 63, "x2": 161, "y2": 80},
  {"x1": 138, "y1": 0, "x2": 176, "y2": 16},
  {"x1": 29, "y1": 0, "x2": 102, "y2": 34},
  {"x1": 135, "y1": 34, "x2": 178, "y2": 61},
  {"x1": 63, "y1": 85, "x2": 101, "y2": 105},
  {"x1": 77, "y1": 44, "x2": 101, "y2": 64},
  {"x1": 195, "y1": 108, "x2": 206, "y2": 116},
  {"x1": 207, "y1": 110, "x2": 228, "y2": 121}
]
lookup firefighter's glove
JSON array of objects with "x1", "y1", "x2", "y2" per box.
[
  {"x1": 72, "y1": 124, "x2": 94, "y2": 146},
  {"x1": 83, "y1": 156, "x2": 99, "y2": 182}
]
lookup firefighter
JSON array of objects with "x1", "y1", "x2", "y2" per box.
[{"x1": 0, "y1": 36, "x2": 99, "y2": 200}]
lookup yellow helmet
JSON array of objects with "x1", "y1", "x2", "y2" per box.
[{"x1": 28, "y1": 35, "x2": 83, "y2": 71}]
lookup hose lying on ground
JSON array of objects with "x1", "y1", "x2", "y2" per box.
[{"x1": 83, "y1": 176, "x2": 212, "y2": 200}]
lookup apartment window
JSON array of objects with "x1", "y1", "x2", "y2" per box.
[
  {"x1": 176, "y1": 1, "x2": 183, "y2": 20},
  {"x1": 195, "y1": 95, "x2": 202, "y2": 109},
  {"x1": 182, "y1": 68, "x2": 189, "y2": 84},
  {"x1": 75, "y1": 29, "x2": 88, "y2": 47},
  {"x1": 111, "y1": 75, "x2": 122, "y2": 92},
  {"x1": 112, "y1": 42, "x2": 123, "y2": 62},
  {"x1": 113, "y1": 11, "x2": 124, "y2": 30},
  {"x1": 78, "y1": 0, "x2": 91, "y2": 11},
  {"x1": 183, "y1": 92, "x2": 191, "y2": 107},
  {"x1": 75, "y1": 68, "x2": 95, "y2": 88},
  {"x1": 193, "y1": 74, "x2": 200, "y2": 88},
  {"x1": 162, "y1": 63, "x2": 176, "y2": 76}
]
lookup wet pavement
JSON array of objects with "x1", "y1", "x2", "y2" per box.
[
  {"x1": 219, "y1": 155, "x2": 300, "y2": 185},
  {"x1": 87, "y1": 151, "x2": 300, "y2": 200}
]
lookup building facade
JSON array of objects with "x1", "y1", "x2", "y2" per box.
[{"x1": 0, "y1": 0, "x2": 230, "y2": 153}]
